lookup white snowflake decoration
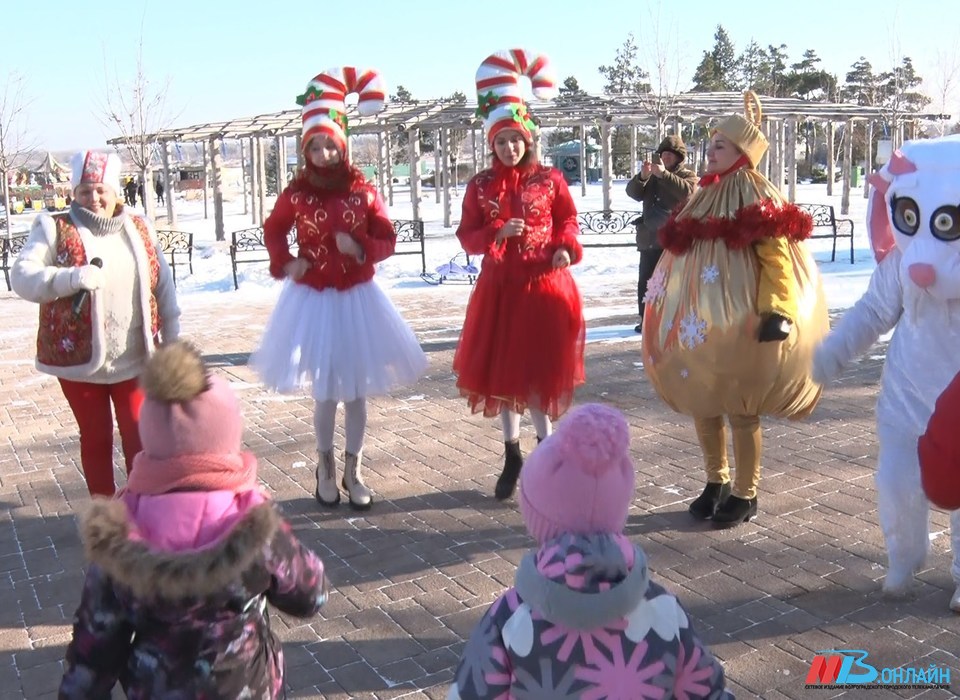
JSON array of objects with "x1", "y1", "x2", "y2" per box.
[
  {"x1": 502, "y1": 603, "x2": 534, "y2": 657},
  {"x1": 700, "y1": 264, "x2": 720, "y2": 284},
  {"x1": 642, "y1": 268, "x2": 667, "y2": 304},
  {"x1": 60, "y1": 337, "x2": 75, "y2": 352},
  {"x1": 678, "y1": 310, "x2": 707, "y2": 349},
  {"x1": 680, "y1": 368, "x2": 689, "y2": 379}
]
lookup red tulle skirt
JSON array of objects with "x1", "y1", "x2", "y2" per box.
[{"x1": 453, "y1": 266, "x2": 585, "y2": 419}]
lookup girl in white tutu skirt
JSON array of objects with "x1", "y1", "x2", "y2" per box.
[{"x1": 253, "y1": 66, "x2": 427, "y2": 510}]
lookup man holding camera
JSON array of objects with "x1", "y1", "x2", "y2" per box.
[{"x1": 625, "y1": 135, "x2": 698, "y2": 333}]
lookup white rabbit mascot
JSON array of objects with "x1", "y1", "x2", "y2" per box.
[{"x1": 813, "y1": 134, "x2": 960, "y2": 611}]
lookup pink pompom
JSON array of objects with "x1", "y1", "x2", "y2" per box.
[{"x1": 558, "y1": 404, "x2": 630, "y2": 476}]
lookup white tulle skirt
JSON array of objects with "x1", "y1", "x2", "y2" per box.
[{"x1": 252, "y1": 279, "x2": 428, "y2": 402}]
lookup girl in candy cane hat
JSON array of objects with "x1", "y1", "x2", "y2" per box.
[
  {"x1": 454, "y1": 49, "x2": 586, "y2": 501},
  {"x1": 253, "y1": 67, "x2": 427, "y2": 511}
]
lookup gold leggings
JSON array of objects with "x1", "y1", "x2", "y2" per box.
[{"x1": 692, "y1": 415, "x2": 762, "y2": 500}]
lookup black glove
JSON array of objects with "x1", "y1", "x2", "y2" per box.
[{"x1": 758, "y1": 313, "x2": 792, "y2": 342}]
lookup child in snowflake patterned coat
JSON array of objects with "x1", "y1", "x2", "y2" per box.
[
  {"x1": 59, "y1": 342, "x2": 328, "y2": 699},
  {"x1": 448, "y1": 403, "x2": 733, "y2": 699}
]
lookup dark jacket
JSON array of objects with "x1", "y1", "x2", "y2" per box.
[
  {"x1": 626, "y1": 165, "x2": 698, "y2": 251},
  {"x1": 59, "y1": 498, "x2": 327, "y2": 699}
]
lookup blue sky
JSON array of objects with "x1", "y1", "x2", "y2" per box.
[{"x1": 4, "y1": 0, "x2": 956, "y2": 151}]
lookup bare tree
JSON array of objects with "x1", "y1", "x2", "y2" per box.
[
  {"x1": 636, "y1": 0, "x2": 686, "y2": 132},
  {"x1": 925, "y1": 46, "x2": 960, "y2": 136},
  {"x1": 97, "y1": 31, "x2": 179, "y2": 221},
  {"x1": 0, "y1": 71, "x2": 37, "y2": 236}
]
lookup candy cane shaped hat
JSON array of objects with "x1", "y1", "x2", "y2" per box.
[
  {"x1": 297, "y1": 67, "x2": 386, "y2": 154},
  {"x1": 475, "y1": 49, "x2": 558, "y2": 145}
]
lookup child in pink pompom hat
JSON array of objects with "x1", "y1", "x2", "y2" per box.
[
  {"x1": 448, "y1": 403, "x2": 733, "y2": 699},
  {"x1": 60, "y1": 341, "x2": 328, "y2": 699}
]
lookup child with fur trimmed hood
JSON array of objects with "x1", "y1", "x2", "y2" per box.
[
  {"x1": 448, "y1": 403, "x2": 732, "y2": 699},
  {"x1": 59, "y1": 342, "x2": 328, "y2": 699}
]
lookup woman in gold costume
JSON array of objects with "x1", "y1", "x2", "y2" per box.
[{"x1": 641, "y1": 92, "x2": 828, "y2": 527}]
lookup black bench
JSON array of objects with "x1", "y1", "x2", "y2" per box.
[
  {"x1": 156, "y1": 229, "x2": 194, "y2": 286},
  {"x1": 229, "y1": 220, "x2": 425, "y2": 289},
  {"x1": 1, "y1": 233, "x2": 27, "y2": 291},
  {"x1": 230, "y1": 227, "x2": 297, "y2": 290},
  {"x1": 796, "y1": 203, "x2": 855, "y2": 264},
  {"x1": 577, "y1": 210, "x2": 642, "y2": 249}
]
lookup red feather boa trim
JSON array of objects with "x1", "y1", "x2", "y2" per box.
[{"x1": 658, "y1": 202, "x2": 814, "y2": 255}]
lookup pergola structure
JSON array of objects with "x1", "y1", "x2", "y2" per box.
[{"x1": 111, "y1": 92, "x2": 949, "y2": 240}]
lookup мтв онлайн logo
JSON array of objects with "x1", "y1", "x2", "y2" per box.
[{"x1": 805, "y1": 649, "x2": 951, "y2": 690}]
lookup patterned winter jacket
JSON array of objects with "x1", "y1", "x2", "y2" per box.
[
  {"x1": 59, "y1": 491, "x2": 327, "y2": 699},
  {"x1": 448, "y1": 533, "x2": 733, "y2": 699}
]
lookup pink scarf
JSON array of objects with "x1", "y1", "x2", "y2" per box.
[{"x1": 126, "y1": 451, "x2": 259, "y2": 495}]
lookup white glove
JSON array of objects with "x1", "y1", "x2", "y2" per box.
[
  {"x1": 284, "y1": 258, "x2": 310, "y2": 281},
  {"x1": 812, "y1": 343, "x2": 844, "y2": 385},
  {"x1": 72, "y1": 264, "x2": 105, "y2": 292},
  {"x1": 335, "y1": 232, "x2": 364, "y2": 261}
]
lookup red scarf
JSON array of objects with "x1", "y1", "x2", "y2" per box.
[
  {"x1": 491, "y1": 158, "x2": 535, "y2": 220},
  {"x1": 698, "y1": 155, "x2": 751, "y2": 187},
  {"x1": 300, "y1": 161, "x2": 364, "y2": 192}
]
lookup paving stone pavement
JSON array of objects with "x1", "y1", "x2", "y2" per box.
[{"x1": 2, "y1": 278, "x2": 959, "y2": 700}]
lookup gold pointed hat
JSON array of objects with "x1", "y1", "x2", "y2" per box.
[{"x1": 714, "y1": 91, "x2": 768, "y2": 168}]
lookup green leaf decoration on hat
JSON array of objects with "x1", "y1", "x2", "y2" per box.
[
  {"x1": 296, "y1": 85, "x2": 324, "y2": 107},
  {"x1": 507, "y1": 103, "x2": 536, "y2": 132},
  {"x1": 328, "y1": 108, "x2": 349, "y2": 135},
  {"x1": 475, "y1": 91, "x2": 499, "y2": 119}
]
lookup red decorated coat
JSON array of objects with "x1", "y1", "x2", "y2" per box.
[
  {"x1": 457, "y1": 162, "x2": 583, "y2": 276},
  {"x1": 264, "y1": 170, "x2": 396, "y2": 292}
]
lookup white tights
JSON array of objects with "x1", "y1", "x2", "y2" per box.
[
  {"x1": 314, "y1": 398, "x2": 367, "y2": 455},
  {"x1": 499, "y1": 407, "x2": 552, "y2": 442}
]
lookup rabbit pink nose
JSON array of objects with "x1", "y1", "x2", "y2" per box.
[{"x1": 909, "y1": 263, "x2": 937, "y2": 288}]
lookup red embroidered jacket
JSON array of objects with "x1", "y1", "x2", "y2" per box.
[
  {"x1": 456, "y1": 164, "x2": 582, "y2": 277},
  {"x1": 264, "y1": 172, "x2": 396, "y2": 292}
]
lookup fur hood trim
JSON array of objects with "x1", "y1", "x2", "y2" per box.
[{"x1": 79, "y1": 499, "x2": 278, "y2": 600}]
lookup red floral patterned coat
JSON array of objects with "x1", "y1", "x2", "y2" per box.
[
  {"x1": 264, "y1": 169, "x2": 396, "y2": 292},
  {"x1": 457, "y1": 163, "x2": 583, "y2": 275}
]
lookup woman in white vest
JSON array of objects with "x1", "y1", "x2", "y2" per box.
[{"x1": 12, "y1": 151, "x2": 180, "y2": 496}]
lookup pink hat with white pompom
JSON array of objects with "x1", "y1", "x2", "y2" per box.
[{"x1": 519, "y1": 403, "x2": 636, "y2": 544}]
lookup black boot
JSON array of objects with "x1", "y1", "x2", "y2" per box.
[
  {"x1": 712, "y1": 495, "x2": 757, "y2": 527},
  {"x1": 688, "y1": 482, "x2": 731, "y2": 520},
  {"x1": 495, "y1": 440, "x2": 523, "y2": 500}
]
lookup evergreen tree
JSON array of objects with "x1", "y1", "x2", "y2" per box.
[
  {"x1": 598, "y1": 33, "x2": 651, "y2": 94},
  {"x1": 549, "y1": 77, "x2": 593, "y2": 146},
  {"x1": 766, "y1": 44, "x2": 790, "y2": 97},
  {"x1": 598, "y1": 36, "x2": 650, "y2": 175},
  {"x1": 879, "y1": 56, "x2": 930, "y2": 113},
  {"x1": 387, "y1": 86, "x2": 435, "y2": 161},
  {"x1": 691, "y1": 25, "x2": 738, "y2": 91},
  {"x1": 785, "y1": 49, "x2": 837, "y2": 100},
  {"x1": 558, "y1": 76, "x2": 587, "y2": 100},
  {"x1": 389, "y1": 85, "x2": 413, "y2": 103},
  {"x1": 841, "y1": 58, "x2": 880, "y2": 105},
  {"x1": 736, "y1": 40, "x2": 769, "y2": 92}
]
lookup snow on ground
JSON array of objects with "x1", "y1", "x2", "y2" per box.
[{"x1": 3, "y1": 178, "x2": 877, "y2": 318}]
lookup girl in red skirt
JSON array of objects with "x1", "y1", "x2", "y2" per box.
[{"x1": 454, "y1": 49, "x2": 586, "y2": 500}]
